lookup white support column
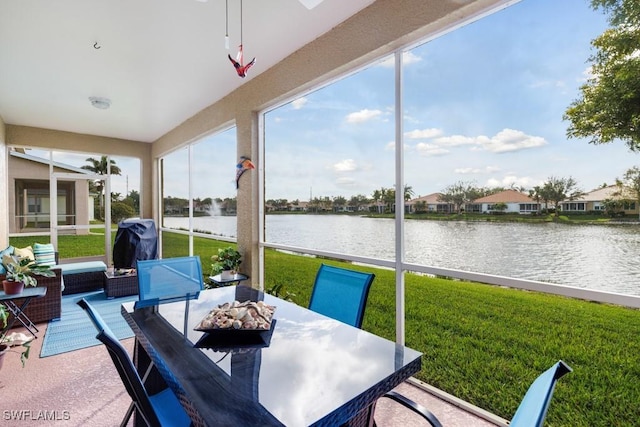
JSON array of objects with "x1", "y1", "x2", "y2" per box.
[
  {"x1": 236, "y1": 111, "x2": 260, "y2": 289},
  {"x1": 394, "y1": 50, "x2": 405, "y2": 346}
]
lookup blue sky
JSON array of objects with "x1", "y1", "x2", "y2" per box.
[
  {"x1": 27, "y1": 0, "x2": 639, "y2": 204},
  {"x1": 262, "y1": 0, "x2": 640, "y2": 201}
]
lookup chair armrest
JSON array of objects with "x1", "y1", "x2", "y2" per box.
[{"x1": 381, "y1": 391, "x2": 444, "y2": 427}]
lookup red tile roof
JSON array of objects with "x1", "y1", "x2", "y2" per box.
[{"x1": 473, "y1": 189, "x2": 533, "y2": 203}]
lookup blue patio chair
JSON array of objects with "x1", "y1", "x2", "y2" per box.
[
  {"x1": 77, "y1": 298, "x2": 191, "y2": 427},
  {"x1": 135, "y1": 256, "x2": 204, "y2": 309},
  {"x1": 378, "y1": 360, "x2": 572, "y2": 427},
  {"x1": 308, "y1": 264, "x2": 375, "y2": 328}
]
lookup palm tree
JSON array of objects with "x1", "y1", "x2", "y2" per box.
[
  {"x1": 82, "y1": 156, "x2": 122, "y2": 219},
  {"x1": 403, "y1": 184, "x2": 415, "y2": 201}
]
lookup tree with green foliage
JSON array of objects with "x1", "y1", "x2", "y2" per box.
[
  {"x1": 82, "y1": 156, "x2": 122, "y2": 220},
  {"x1": 491, "y1": 202, "x2": 508, "y2": 214},
  {"x1": 564, "y1": 0, "x2": 640, "y2": 151},
  {"x1": 403, "y1": 185, "x2": 415, "y2": 201},
  {"x1": 413, "y1": 200, "x2": 427, "y2": 213},
  {"x1": 542, "y1": 176, "x2": 584, "y2": 217},
  {"x1": 617, "y1": 166, "x2": 640, "y2": 219},
  {"x1": 348, "y1": 194, "x2": 370, "y2": 212},
  {"x1": 111, "y1": 201, "x2": 136, "y2": 224},
  {"x1": 528, "y1": 185, "x2": 544, "y2": 214},
  {"x1": 438, "y1": 181, "x2": 478, "y2": 213},
  {"x1": 332, "y1": 196, "x2": 347, "y2": 212}
]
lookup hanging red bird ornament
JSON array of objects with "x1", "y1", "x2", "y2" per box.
[{"x1": 228, "y1": 44, "x2": 256, "y2": 78}]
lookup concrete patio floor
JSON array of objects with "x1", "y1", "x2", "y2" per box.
[{"x1": 0, "y1": 323, "x2": 504, "y2": 426}]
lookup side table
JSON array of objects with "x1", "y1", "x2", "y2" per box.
[
  {"x1": 0, "y1": 287, "x2": 47, "y2": 339},
  {"x1": 104, "y1": 270, "x2": 138, "y2": 298},
  {"x1": 208, "y1": 273, "x2": 249, "y2": 288}
]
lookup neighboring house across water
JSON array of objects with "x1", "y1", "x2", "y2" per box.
[
  {"x1": 407, "y1": 193, "x2": 455, "y2": 213},
  {"x1": 8, "y1": 149, "x2": 93, "y2": 234},
  {"x1": 560, "y1": 185, "x2": 639, "y2": 215},
  {"x1": 469, "y1": 189, "x2": 539, "y2": 214},
  {"x1": 289, "y1": 201, "x2": 308, "y2": 212}
]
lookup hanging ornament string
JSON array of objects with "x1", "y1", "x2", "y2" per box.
[
  {"x1": 228, "y1": 0, "x2": 256, "y2": 78},
  {"x1": 224, "y1": 0, "x2": 229, "y2": 50}
]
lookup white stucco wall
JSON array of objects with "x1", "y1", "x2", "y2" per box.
[{"x1": 0, "y1": 116, "x2": 7, "y2": 248}]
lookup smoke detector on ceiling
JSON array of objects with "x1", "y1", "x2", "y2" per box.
[{"x1": 89, "y1": 96, "x2": 111, "y2": 109}]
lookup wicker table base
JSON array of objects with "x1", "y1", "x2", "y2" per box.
[{"x1": 104, "y1": 271, "x2": 138, "y2": 298}]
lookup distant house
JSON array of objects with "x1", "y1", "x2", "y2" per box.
[
  {"x1": 407, "y1": 193, "x2": 455, "y2": 213},
  {"x1": 8, "y1": 150, "x2": 93, "y2": 234},
  {"x1": 471, "y1": 189, "x2": 539, "y2": 214},
  {"x1": 560, "y1": 185, "x2": 639, "y2": 215},
  {"x1": 289, "y1": 201, "x2": 308, "y2": 212}
]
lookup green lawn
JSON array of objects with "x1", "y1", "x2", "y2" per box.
[{"x1": 9, "y1": 233, "x2": 640, "y2": 426}]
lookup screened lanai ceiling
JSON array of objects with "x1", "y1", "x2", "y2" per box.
[{"x1": 0, "y1": 0, "x2": 376, "y2": 143}]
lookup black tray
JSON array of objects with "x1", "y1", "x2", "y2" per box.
[{"x1": 194, "y1": 319, "x2": 276, "y2": 350}]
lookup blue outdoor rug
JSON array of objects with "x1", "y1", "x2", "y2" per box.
[{"x1": 40, "y1": 290, "x2": 138, "y2": 357}]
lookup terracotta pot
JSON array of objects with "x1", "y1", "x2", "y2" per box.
[{"x1": 2, "y1": 280, "x2": 24, "y2": 295}]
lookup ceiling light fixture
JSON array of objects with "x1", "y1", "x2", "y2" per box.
[
  {"x1": 298, "y1": 0, "x2": 324, "y2": 9},
  {"x1": 89, "y1": 96, "x2": 111, "y2": 109}
]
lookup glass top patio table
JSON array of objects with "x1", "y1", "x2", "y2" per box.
[{"x1": 121, "y1": 285, "x2": 422, "y2": 427}]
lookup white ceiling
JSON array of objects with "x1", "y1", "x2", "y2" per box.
[{"x1": 0, "y1": 0, "x2": 375, "y2": 142}]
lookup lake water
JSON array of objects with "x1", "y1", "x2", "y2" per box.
[{"x1": 163, "y1": 215, "x2": 640, "y2": 296}]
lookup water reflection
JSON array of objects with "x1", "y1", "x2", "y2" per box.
[{"x1": 163, "y1": 215, "x2": 640, "y2": 296}]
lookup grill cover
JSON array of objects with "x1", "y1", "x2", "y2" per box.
[{"x1": 113, "y1": 218, "x2": 158, "y2": 269}]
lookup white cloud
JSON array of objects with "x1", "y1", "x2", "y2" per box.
[
  {"x1": 406, "y1": 128, "x2": 546, "y2": 155},
  {"x1": 479, "y1": 128, "x2": 547, "y2": 153},
  {"x1": 405, "y1": 128, "x2": 443, "y2": 139},
  {"x1": 291, "y1": 97, "x2": 308, "y2": 110},
  {"x1": 433, "y1": 134, "x2": 483, "y2": 147},
  {"x1": 335, "y1": 177, "x2": 357, "y2": 186},
  {"x1": 530, "y1": 79, "x2": 566, "y2": 89},
  {"x1": 415, "y1": 142, "x2": 449, "y2": 156},
  {"x1": 332, "y1": 159, "x2": 357, "y2": 172},
  {"x1": 579, "y1": 65, "x2": 596, "y2": 82},
  {"x1": 345, "y1": 109, "x2": 382, "y2": 123},
  {"x1": 454, "y1": 166, "x2": 501, "y2": 174},
  {"x1": 485, "y1": 175, "x2": 542, "y2": 189},
  {"x1": 378, "y1": 51, "x2": 422, "y2": 68}
]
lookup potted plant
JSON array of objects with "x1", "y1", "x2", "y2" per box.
[
  {"x1": 210, "y1": 247, "x2": 242, "y2": 279},
  {"x1": 0, "y1": 307, "x2": 32, "y2": 369},
  {"x1": 2, "y1": 254, "x2": 55, "y2": 295}
]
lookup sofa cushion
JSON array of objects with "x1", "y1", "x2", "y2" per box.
[
  {"x1": 0, "y1": 245, "x2": 14, "y2": 274},
  {"x1": 34, "y1": 243, "x2": 57, "y2": 267},
  {"x1": 14, "y1": 245, "x2": 35, "y2": 262},
  {"x1": 58, "y1": 261, "x2": 107, "y2": 275}
]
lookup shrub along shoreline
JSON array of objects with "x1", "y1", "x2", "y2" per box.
[{"x1": 10, "y1": 233, "x2": 640, "y2": 426}]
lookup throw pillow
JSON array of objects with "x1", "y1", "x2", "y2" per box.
[
  {"x1": 14, "y1": 246, "x2": 35, "y2": 262},
  {"x1": 0, "y1": 245, "x2": 14, "y2": 274},
  {"x1": 34, "y1": 243, "x2": 56, "y2": 267}
]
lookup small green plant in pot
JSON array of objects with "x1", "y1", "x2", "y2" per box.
[
  {"x1": 2, "y1": 254, "x2": 55, "y2": 294},
  {"x1": 211, "y1": 247, "x2": 242, "y2": 279}
]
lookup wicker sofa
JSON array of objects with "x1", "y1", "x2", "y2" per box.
[
  {"x1": 57, "y1": 260, "x2": 107, "y2": 295},
  {"x1": 0, "y1": 267, "x2": 63, "y2": 324},
  {"x1": 1, "y1": 249, "x2": 107, "y2": 327}
]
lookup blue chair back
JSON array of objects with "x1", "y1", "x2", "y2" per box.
[
  {"x1": 510, "y1": 360, "x2": 573, "y2": 427},
  {"x1": 308, "y1": 264, "x2": 375, "y2": 328},
  {"x1": 135, "y1": 256, "x2": 204, "y2": 309}
]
